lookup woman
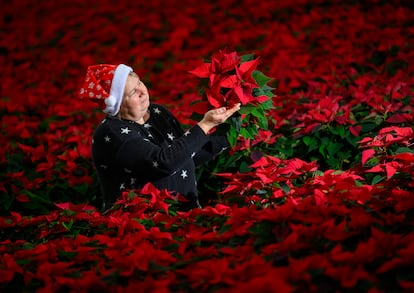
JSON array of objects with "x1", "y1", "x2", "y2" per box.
[{"x1": 79, "y1": 64, "x2": 240, "y2": 211}]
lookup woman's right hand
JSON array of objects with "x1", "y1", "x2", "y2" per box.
[{"x1": 197, "y1": 103, "x2": 241, "y2": 134}]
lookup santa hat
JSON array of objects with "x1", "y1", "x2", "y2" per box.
[{"x1": 79, "y1": 64, "x2": 133, "y2": 116}]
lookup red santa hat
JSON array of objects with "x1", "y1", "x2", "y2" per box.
[{"x1": 79, "y1": 64, "x2": 133, "y2": 116}]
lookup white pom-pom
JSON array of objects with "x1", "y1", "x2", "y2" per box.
[{"x1": 105, "y1": 95, "x2": 116, "y2": 107}]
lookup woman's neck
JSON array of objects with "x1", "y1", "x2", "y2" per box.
[{"x1": 119, "y1": 111, "x2": 149, "y2": 125}]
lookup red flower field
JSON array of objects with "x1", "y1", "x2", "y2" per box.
[{"x1": 1, "y1": 0, "x2": 413, "y2": 292}]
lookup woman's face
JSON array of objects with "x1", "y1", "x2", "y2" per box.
[{"x1": 120, "y1": 73, "x2": 150, "y2": 120}]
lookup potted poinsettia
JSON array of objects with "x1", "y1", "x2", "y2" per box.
[{"x1": 189, "y1": 49, "x2": 275, "y2": 146}]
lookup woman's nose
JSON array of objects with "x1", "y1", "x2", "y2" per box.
[{"x1": 138, "y1": 91, "x2": 146, "y2": 98}]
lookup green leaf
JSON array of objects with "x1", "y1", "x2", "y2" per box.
[
  {"x1": 329, "y1": 125, "x2": 345, "y2": 138},
  {"x1": 302, "y1": 136, "x2": 313, "y2": 145},
  {"x1": 218, "y1": 224, "x2": 232, "y2": 234},
  {"x1": 21, "y1": 190, "x2": 53, "y2": 209},
  {"x1": 62, "y1": 219, "x2": 74, "y2": 230},
  {"x1": 369, "y1": 51, "x2": 387, "y2": 67},
  {"x1": 240, "y1": 125, "x2": 257, "y2": 139},
  {"x1": 401, "y1": 96, "x2": 411, "y2": 106},
  {"x1": 389, "y1": 45, "x2": 400, "y2": 57},
  {"x1": 258, "y1": 116, "x2": 269, "y2": 129},
  {"x1": 385, "y1": 60, "x2": 408, "y2": 76},
  {"x1": 260, "y1": 99, "x2": 274, "y2": 109},
  {"x1": 249, "y1": 221, "x2": 275, "y2": 248},
  {"x1": 251, "y1": 107, "x2": 265, "y2": 118},
  {"x1": 73, "y1": 183, "x2": 89, "y2": 195},
  {"x1": 372, "y1": 175, "x2": 386, "y2": 185},
  {"x1": 138, "y1": 218, "x2": 156, "y2": 228},
  {"x1": 394, "y1": 147, "x2": 414, "y2": 154},
  {"x1": 281, "y1": 183, "x2": 290, "y2": 194},
  {"x1": 228, "y1": 114, "x2": 242, "y2": 133},
  {"x1": 0, "y1": 192, "x2": 14, "y2": 212},
  {"x1": 252, "y1": 70, "x2": 273, "y2": 87},
  {"x1": 58, "y1": 250, "x2": 79, "y2": 261},
  {"x1": 227, "y1": 127, "x2": 238, "y2": 147},
  {"x1": 360, "y1": 123, "x2": 377, "y2": 133},
  {"x1": 240, "y1": 53, "x2": 255, "y2": 62},
  {"x1": 327, "y1": 142, "x2": 342, "y2": 155},
  {"x1": 252, "y1": 87, "x2": 274, "y2": 100},
  {"x1": 239, "y1": 161, "x2": 252, "y2": 173},
  {"x1": 239, "y1": 105, "x2": 256, "y2": 115},
  {"x1": 318, "y1": 137, "x2": 330, "y2": 157},
  {"x1": 303, "y1": 136, "x2": 318, "y2": 152}
]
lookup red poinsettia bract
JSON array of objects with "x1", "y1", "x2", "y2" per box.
[{"x1": 189, "y1": 49, "x2": 267, "y2": 108}]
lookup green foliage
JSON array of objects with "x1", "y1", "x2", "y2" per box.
[
  {"x1": 198, "y1": 84, "x2": 413, "y2": 203},
  {"x1": 225, "y1": 68, "x2": 275, "y2": 147},
  {"x1": 298, "y1": 124, "x2": 360, "y2": 170}
]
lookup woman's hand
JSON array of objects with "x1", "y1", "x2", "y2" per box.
[{"x1": 197, "y1": 103, "x2": 241, "y2": 134}]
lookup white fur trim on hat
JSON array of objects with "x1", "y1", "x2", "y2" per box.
[
  {"x1": 104, "y1": 95, "x2": 117, "y2": 107},
  {"x1": 103, "y1": 64, "x2": 133, "y2": 116}
]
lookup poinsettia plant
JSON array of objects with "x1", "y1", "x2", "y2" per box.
[
  {"x1": 1, "y1": 1, "x2": 414, "y2": 292},
  {"x1": 189, "y1": 49, "x2": 275, "y2": 146}
]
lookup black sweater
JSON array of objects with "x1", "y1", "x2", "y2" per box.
[{"x1": 92, "y1": 103, "x2": 229, "y2": 210}]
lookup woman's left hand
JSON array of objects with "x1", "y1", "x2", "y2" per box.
[{"x1": 197, "y1": 103, "x2": 241, "y2": 134}]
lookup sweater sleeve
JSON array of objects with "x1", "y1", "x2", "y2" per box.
[
  {"x1": 153, "y1": 104, "x2": 230, "y2": 166},
  {"x1": 193, "y1": 135, "x2": 230, "y2": 166},
  {"x1": 115, "y1": 124, "x2": 209, "y2": 178}
]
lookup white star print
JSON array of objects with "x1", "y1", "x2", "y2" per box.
[
  {"x1": 180, "y1": 169, "x2": 188, "y2": 179},
  {"x1": 104, "y1": 135, "x2": 111, "y2": 142},
  {"x1": 153, "y1": 161, "x2": 159, "y2": 168},
  {"x1": 191, "y1": 152, "x2": 196, "y2": 158},
  {"x1": 120, "y1": 183, "x2": 125, "y2": 190},
  {"x1": 121, "y1": 127, "x2": 131, "y2": 134},
  {"x1": 148, "y1": 133, "x2": 153, "y2": 138},
  {"x1": 130, "y1": 178, "x2": 136, "y2": 185},
  {"x1": 153, "y1": 107, "x2": 161, "y2": 114},
  {"x1": 100, "y1": 164, "x2": 108, "y2": 169},
  {"x1": 219, "y1": 146, "x2": 228, "y2": 153},
  {"x1": 144, "y1": 123, "x2": 151, "y2": 128},
  {"x1": 143, "y1": 138, "x2": 150, "y2": 142},
  {"x1": 167, "y1": 133, "x2": 175, "y2": 140},
  {"x1": 124, "y1": 168, "x2": 132, "y2": 173},
  {"x1": 184, "y1": 131, "x2": 191, "y2": 136}
]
